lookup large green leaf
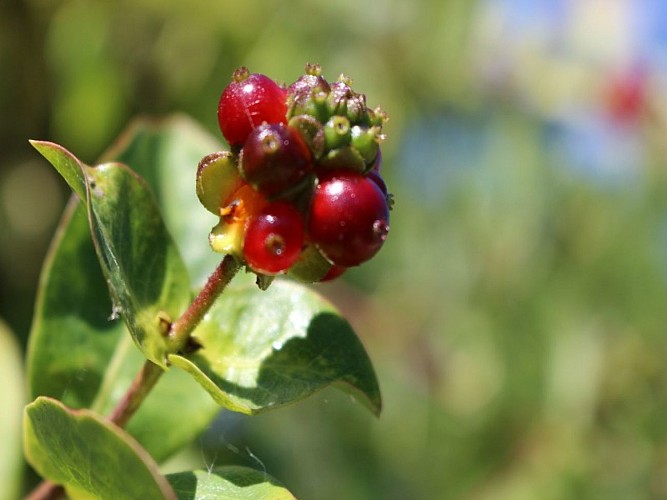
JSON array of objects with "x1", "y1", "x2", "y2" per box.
[
  {"x1": 31, "y1": 140, "x2": 191, "y2": 367},
  {"x1": 0, "y1": 320, "x2": 24, "y2": 500},
  {"x1": 100, "y1": 115, "x2": 222, "y2": 287},
  {"x1": 169, "y1": 280, "x2": 382, "y2": 416},
  {"x1": 24, "y1": 397, "x2": 176, "y2": 500},
  {"x1": 28, "y1": 198, "x2": 125, "y2": 409},
  {"x1": 166, "y1": 466, "x2": 295, "y2": 500},
  {"x1": 28, "y1": 175, "x2": 217, "y2": 463},
  {"x1": 85, "y1": 161, "x2": 191, "y2": 364}
]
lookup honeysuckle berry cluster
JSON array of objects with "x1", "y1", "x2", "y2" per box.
[{"x1": 196, "y1": 64, "x2": 392, "y2": 283}]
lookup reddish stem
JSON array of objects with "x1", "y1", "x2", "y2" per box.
[
  {"x1": 107, "y1": 359, "x2": 164, "y2": 427},
  {"x1": 25, "y1": 481, "x2": 64, "y2": 500},
  {"x1": 168, "y1": 254, "x2": 241, "y2": 350}
]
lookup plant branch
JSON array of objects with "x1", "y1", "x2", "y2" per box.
[
  {"x1": 108, "y1": 255, "x2": 240, "y2": 427},
  {"x1": 25, "y1": 481, "x2": 64, "y2": 500},
  {"x1": 107, "y1": 359, "x2": 165, "y2": 427},
  {"x1": 168, "y1": 253, "x2": 241, "y2": 351}
]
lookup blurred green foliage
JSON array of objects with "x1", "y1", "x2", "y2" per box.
[{"x1": 3, "y1": 0, "x2": 667, "y2": 498}]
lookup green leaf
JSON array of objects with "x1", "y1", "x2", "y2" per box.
[
  {"x1": 100, "y1": 115, "x2": 223, "y2": 286},
  {"x1": 85, "y1": 161, "x2": 191, "y2": 365},
  {"x1": 166, "y1": 466, "x2": 295, "y2": 500},
  {"x1": 30, "y1": 140, "x2": 86, "y2": 199},
  {"x1": 24, "y1": 397, "x2": 176, "y2": 500},
  {"x1": 31, "y1": 141, "x2": 192, "y2": 367},
  {"x1": 27, "y1": 197, "x2": 218, "y2": 463},
  {"x1": 28, "y1": 197, "x2": 125, "y2": 409},
  {"x1": 169, "y1": 280, "x2": 382, "y2": 416},
  {"x1": 0, "y1": 320, "x2": 24, "y2": 500}
]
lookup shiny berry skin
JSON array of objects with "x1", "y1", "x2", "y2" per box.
[
  {"x1": 243, "y1": 201, "x2": 305, "y2": 275},
  {"x1": 217, "y1": 68, "x2": 287, "y2": 147},
  {"x1": 240, "y1": 123, "x2": 313, "y2": 198},
  {"x1": 309, "y1": 171, "x2": 389, "y2": 267}
]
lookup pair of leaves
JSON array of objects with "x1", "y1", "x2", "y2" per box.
[
  {"x1": 25, "y1": 397, "x2": 293, "y2": 499},
  {"x1": 25, "y1": 116, "x2": 381, "y2": 496}
]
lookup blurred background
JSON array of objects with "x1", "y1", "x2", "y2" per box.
[{"x1": 4, "y1": 0, "x2": 667, "y2": 498}]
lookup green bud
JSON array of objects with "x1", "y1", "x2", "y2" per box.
[
  {"x1": 287, "y1": 70, "x2": 332, "y2": 123},
  {"x1": 346, "y1": 93, "x2": 368, "y2": 125},
  {"x1": 367, "y1": 106, "x2": 388, "y2": 127},
  {"x1": 326, "y1": 80, "x2": 352, "y2": 117},
  {"x1": 288, "y1": 115, "x2": 325, "y2": 160},
  {"x1": 318, "y1": 146, "x2": 366, "y2": 173},
  {"x1": 305, "y1": 62, "x2": 323, "y2": 77},
  {"x1": 351, "y1": 126, "x2": 381, "y2": 166},
  {"x1": 323, "y1": 115, "x2": 351, "y2": 150}
]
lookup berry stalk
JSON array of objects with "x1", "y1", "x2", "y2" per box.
[
  {"x1": 167, "y1": 253, "x2": 241, "y2": 352},
  {"x1": 107, "y1": 359, "x2": 165, "y2": 428}
]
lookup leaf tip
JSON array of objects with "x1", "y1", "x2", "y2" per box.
[
  {"x1": 28, "y1": 139, "x2": 53, "y2": 155},
  {"x1": 340, "y1": 381, "x2": 382, "y2": 418}
]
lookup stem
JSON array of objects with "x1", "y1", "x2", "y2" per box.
[
  {"x1": 107, "y1": 254, "x2": 239, "y2": 426},
  {"x1": 27, "y1": 255, "x2": 241, "y2": 500},
  {"x1": 107, "y1": 359, "x2": 164, "y2": 427},
  {"x1": 168, "y1": 254, "x2": 241, "y2": 351},
  {"x1": 25, "y1": 482, "x2": 64, "y2": 500}
]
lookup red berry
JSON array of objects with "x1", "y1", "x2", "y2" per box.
[
  {"x1": 240, "y1": 123, "x2": 313, "y2": 198},
  {"x1": 243, "y1": 201, "x2": 305, "y2": 275},
  {"x1": 309, "y1": 171, "x2": 389, "y2": 266},
  {"x1": 217, "y1": 68, "x2": 287, "y2": 147}
]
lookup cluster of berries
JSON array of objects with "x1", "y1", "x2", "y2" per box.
[{"x1": 196, "y1": 64, "x2": 392, "y2": 282}]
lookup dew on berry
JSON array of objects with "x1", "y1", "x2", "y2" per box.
[{"x1": 373, "y1": 219, "x2": 389, "y2": 240}]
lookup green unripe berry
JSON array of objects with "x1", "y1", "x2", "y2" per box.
[
  {"x1": 351, "y1": 125, "x2": 382, "y2": 167},
  {"x1": 324, "y1": 116, "x2": 352, "y2": 150}
]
